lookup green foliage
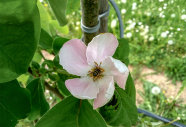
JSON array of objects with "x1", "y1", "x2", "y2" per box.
[
  {"x1": 53, "y1": 36, "x2": 69, "y2": 54},
  {"x1": 0, "y1": 80, "x2": 31, "y2": 127},
  {"x1": 66, "y1": 0, "x2": 80, "y2": 15},
  {"x1": 0, "y1": 0, "x2": 37, "y2": 23},
  {"x1": 39, "y1": 29, "x2": 53, "y2": 49},
  {"x1": 32, "y1": 50, "x2": 43, "y2": 63},
  {"x1": 35, "y1": 96, "x2": 107, "y2": 127},
  {"x1": 100, "y1": 86, "x2": 138, "y2": 127},
  {"x1": 38, "y1": 1, "x2": 69, "y2": 37},
  {"x1": 114, "y1": 38, "x2": 129, "y2": 65},
  {"x1": 37, "y1": 1, "x2": 51, "y2": 32},
  {"x1": 26, "y1": 78, "x2": 50, "y2": 120},
  {"x1": 53, "y1": 55, "x2": 62, "y2": 68},
  {"x1": 57, "y1": 78, "x2": 71, "y2": 96},
  {"x1": 0, "y1": 0, "x2": 40, "y2": 83},
  {"x1": 165, "y1": 57, "x2": 186, "y2": 83},
  {"x1": 47, "y1": 0, "x2": 68, "y2": 26},
  {"x1": 125, "y1": 74, "x2": 136, "y2": 103}
]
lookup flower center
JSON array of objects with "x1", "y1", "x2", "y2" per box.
[{"x1": 88, "y1": 62, "x2": 104, "y2": 81}]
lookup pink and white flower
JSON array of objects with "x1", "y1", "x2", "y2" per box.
[{"x1": 59, "y1": 33, "x2": 129, "y2": 109}]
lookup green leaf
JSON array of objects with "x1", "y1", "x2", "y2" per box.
[
  {"x1": 32, "y1": 50, "x2": 43, "y2": 63},
  {"x1": 0, "y1": 0, "x2": 37, "y2": 23},
  {"x1": 53, "y1": 37, "x2": 69, "y2": 54},
  {"x1": 0, "y1": 106, "x2": 17, "y2": 127},
  {"x1": 0, "y1": 80, "x2": 31, "y2": 127},
  {"x1": 57, "y1": 78, "x2": 71, "y2": 96},
  {"x1": 49, "y1": 20, "x2": 69, "y2": 35},
  {"x1": 48, "y1": 0, "x2": 68, "y2": 26},
  {"x1": 114, "y1": 38, "x2": 129, "y2": 65},
  {"x1": 37, "y1": 1, "x2": 51, "y2": 32},
  {"x1": 53, "y1": 55, "x2": 62, "y2": 68},
  {"x1": 100, "y1": 87, "x2": 138, "y2": 127},
  {"x1": 17, "y1": 74, "x2": 30, "y2": 86},
  {"x1": 39, "y1": 29, "x2": 53, "y2": 49},
  {"x1": 125, "y1": 74, "x2": 136, "y2": 104},
  {"x1": 0, "y1": 1, "x2": 40, "y2": 83},
  {"x1": 26, "y1": 78, "x2": 49, "y2": 120},
  {"x1": 35, "y1": 96, "x2": 107, "y2": 127}
]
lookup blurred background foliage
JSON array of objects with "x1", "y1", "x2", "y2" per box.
[{"x1": 17, "y1": 0, "x2": 186, "y2": 126}]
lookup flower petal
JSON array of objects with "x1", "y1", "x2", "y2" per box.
[
  {"x1": 86, "y1": 33, "x2": 118, "y2": 65},
  {"x1": 93, "y1": 76, "x2": 115, "y2": 109},
  {"x1": 59, "y1": 39, "x2": 91, "y2": 76},
  {"x1": 65, "y1": 77, "x2": 99, "y2": 99},
  {"x1": 102, "y1": 57, "x2": 129, "y2": 89}
]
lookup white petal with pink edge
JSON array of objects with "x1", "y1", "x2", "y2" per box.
[
  {"x1": 65, "y1": 77, "x2": 99, "y2": 99},
  {"x1": 86, "y1": 33, "x2": 118, "y2": 65},
  {"x1": 102, "y1": 57, "x2": 129, "y2": 89},
  {"x1": 59, "y1": 39, "x2": 91, "y2": 76},
  {"x1": 93, "y1": 76, "x2": 115, "y2": 109}
]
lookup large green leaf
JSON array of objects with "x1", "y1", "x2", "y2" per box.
[
  {"x1": 26, "y1": 78, "x2": 50, "y2": 120},
  {"x1": 0, "y1": 80, "x2": 31, "y2": 127},
  {"x1": 48, "y1": 0, "x2": 68, "y2": 26},
  {"x1": 0, "y1": 1, "x2": 40, "y2": 83},
  {"x1": 100, "y1": 87, "x2": 138, "y2": 127},
  {"x1": 35, "y1": 96, "x2": 107, "y2": 127},
  {"x1": 0, "y1": 0, "x2": 37, "y2": 23},
  {"x1": 114, "y1": 38, "x2": 129, "y2": 65}
]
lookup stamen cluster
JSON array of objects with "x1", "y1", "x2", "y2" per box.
[{"x1": 88, "y1": 62, "x2": 104, "y2": 81}]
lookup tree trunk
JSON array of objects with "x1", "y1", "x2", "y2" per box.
[
  {"x1": 81, "y1": 0, "x2": 99, "y2": 45},
  {"x1": 99, "y1": 0, "x2": 109, "y2": 33}
]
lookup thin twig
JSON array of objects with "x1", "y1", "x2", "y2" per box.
[
  {"x1": 28, "y1": 66, "x2": 64, "y2": 100},
  {"x1": 44, "y1": 81, "x2": 64, "y2": 100}
]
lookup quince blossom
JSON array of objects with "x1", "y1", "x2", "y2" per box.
[{"x1": 59, "y1": 33, "x2": 129, "y2": 109}]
